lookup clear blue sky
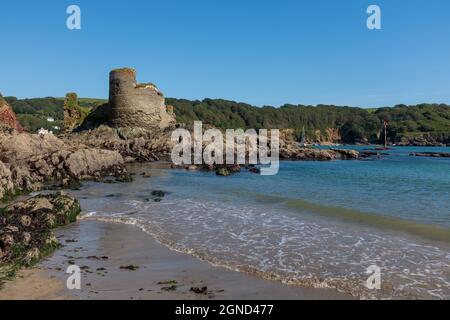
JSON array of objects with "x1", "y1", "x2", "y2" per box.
[{"x1": 1, "y1": 0, "x2": 449, "y2": 108}]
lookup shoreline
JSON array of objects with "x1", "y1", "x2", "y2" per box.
[
  {"x1": 2, "y1": 157, "x2": 449, "y2": 300},
  {"x1": 0, "y1": 220, "x2": 353, "y2": 300}
]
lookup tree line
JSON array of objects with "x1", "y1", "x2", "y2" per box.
[
  {"x1": 167, "y1": 98, "x2": 450, "y2": 144},
  {"x1": 4, "y1": 95, "x2": 450, "y2": 144}
]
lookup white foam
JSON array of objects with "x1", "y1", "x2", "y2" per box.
[{"x1": 78, "y1": 196, "x2": 450, "y2": 300}]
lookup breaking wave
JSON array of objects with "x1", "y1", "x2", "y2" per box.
[{"x1": 79, "y1": 196, "x2": 450, "y2": 300}]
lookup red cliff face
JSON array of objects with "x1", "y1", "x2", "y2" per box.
[{"x1": 0, "y1": 96, "x2": 23, "y2": 132}]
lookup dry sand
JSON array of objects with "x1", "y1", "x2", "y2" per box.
[{"x1": 0, "y1": 220, "x2": 353, "y2": 300}]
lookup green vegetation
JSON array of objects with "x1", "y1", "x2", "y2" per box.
[
  {"x1": 375, "y1": 104, "x2": 450, "y2": 143},
  {"x1": 161, "y1": 284, "x2": 178, "y2": 291},
  {"x1": 76, "y1": 97, "x2": 107, "y2": 106},
  {"x1": 167, "y1": 98, "x2": 450, "y2": 144},
  {"x1": 64, "y1": 93, "x2": 78, "y2": 110},
  {"x1": 15, "y1": 114, "x2": 63, "y2": 133},
  {"x1": 1, "y1": 189, "x2": 29, "y2": 204},
  {"x1": 0, "y1": 237, "x2": 60, "y2": 287},
  {"x1": 120, "y1": 265, "x2": 140, "y2": 271},
  {"x1": 4, "y1": 96, "x2": 103, "y2": 133},
  {"x1": 4, "y1": 96, "x2": 450, "y2": 144},
  {"x1": 157, "y1": 280, "x2": 178, "y2": 285},
  {"x1": 4, "y1": 96, "x2": 63, "y2": 119},
  {"x1": 63, "y1": 93, "x2": 94, "y2": 130},
  {"x1": 0, "y1": 193, "x2": 81, "y2": 287}
]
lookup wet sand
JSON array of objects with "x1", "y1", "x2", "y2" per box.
[{"x1": 0, "y1": 220, "x2": 353, "y2": 300}]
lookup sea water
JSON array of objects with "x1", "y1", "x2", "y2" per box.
[{"x1": 71, "y1": 146, "x2": 450, "y2": 299}]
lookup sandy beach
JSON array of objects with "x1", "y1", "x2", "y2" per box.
[{"x1": 0, "y1": 220, "x2": 352, "y2": 300}]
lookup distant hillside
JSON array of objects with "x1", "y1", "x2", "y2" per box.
[
  {"x1": 4, "y1": 96, "x2": 105, "y2": 133},
  {"x1": 4, "y1": 96, "x2": 450, "y2": 145},
  {"x1": 167, "y1": 98, "x2": 450, "y2": 145}
]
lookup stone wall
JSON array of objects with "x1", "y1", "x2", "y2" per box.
[
  {"x1": 107, "y1": 68, "x2": 175, "y2": 130},
  {"x1": 77, "y1": 68, "x2": 175, "y2": 134},
  {"x1": 63, "y1": 92, "x2": 83, "y2": 133}
]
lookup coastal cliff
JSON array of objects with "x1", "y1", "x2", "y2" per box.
[{"x1": 0, "y1": 94, "x2": 23, "y2": 132}]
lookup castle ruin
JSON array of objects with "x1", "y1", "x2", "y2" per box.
[
  {"x1": 107, "y1": 68, "x2": 175, "y2": 130},
  {"x1": 63, "y1": 92, "x2": 83, "y2": 133},
  {"x1": 76, "y1": 68, "x2": 175, "y2": 133}
]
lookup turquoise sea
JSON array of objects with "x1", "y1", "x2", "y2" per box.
[{"x1": 72, "y1": 146, "x2": 450, "y2": 299}]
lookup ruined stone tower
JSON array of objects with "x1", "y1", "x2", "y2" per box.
[
  {"x1": 63, "y1": 92, "x2": 83, "y2": 133},
  {"x1": 107, "y1": 68, "x2": 175, "y2": 130}
]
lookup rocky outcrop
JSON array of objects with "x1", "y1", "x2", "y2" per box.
[
  {"x1": 0, "y1": 162, "x2": 14, "y2": 200},
  {"x1": 0, "y1": 94, "x2": 23, "y2": 132},
  {"x1": 279, "y1": 129, "x2": 359, "y2": 160},
  {"x1": 0, "y1": 129, "x2": 126, "y2": 201},
  {"x1": 167, "y1": 127, "x2": 358, "y2": 173},
  {"x1": 280, "y1": 147, "x2": 359, "y2": 161},
  {"x1": 215, "y1": 165, "x2": 241, "y2": 176},
  {"x1": 398, "y1": 135, "x2": 446, "y2": 147},
  {"x1": 410, "y1": 152, "x2": 450, "y2": 158},
  {"x1": 314, "y1": 128, "x2": 341, "y2": 145},
  {"x1": 0, "y1": 193, "x2": 80, "y2": 271},
  {"x1": 330, "y1": 148, "x2": 360, "y2": 159},
  {"x1": 63, "y1": 125, "x2": 175, "y2": 162},
  {"x1": 79, "y1": 68, "x2": 175, "y2": 134}
]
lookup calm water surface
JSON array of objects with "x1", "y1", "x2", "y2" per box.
[{"x1": 70, "y1": 146, "x2": 450, "y2": 299}]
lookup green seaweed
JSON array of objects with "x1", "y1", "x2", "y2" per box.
[
  {"x1": 1, "y1": 189, "x2": 29, "y2": 204},
  {"x1": 115, "y1": 173, "x2": 134, "y2": 183},
  {"x1": 0, "y1": 193, "x2": 80, "y2": 288},
  {"x1": 119, "y1": 265, "x2": 139, "y2": 271},
  {"x1": 157, "y1": 280, "x2": 178, "y2": 285},
  {"x1": 0, "y1": 240, "x2": 61, "y2": 288},
  {"x1": 161, "y1": 285, "x2": 178, "y2": 291}
]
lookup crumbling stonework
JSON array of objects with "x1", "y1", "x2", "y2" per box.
[
  {"x1": 78, "y1": 68, "x2": 175, "y2": 135},
  {"x1": 63, "y1": 92, "x2": 83, "y2": 133},
  {"x1": 107, "y1": 68, "x2": 175, "y2": 130}
]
